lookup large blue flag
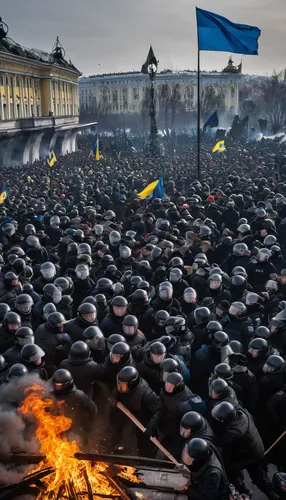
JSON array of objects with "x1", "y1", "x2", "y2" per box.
[{"x1": 196, "y1": 8, "x2": 261, "y2": 55}]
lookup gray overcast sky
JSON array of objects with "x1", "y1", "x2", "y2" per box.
[{"x1": 2, "y1": 0, "x2": 286, "y2": 76}]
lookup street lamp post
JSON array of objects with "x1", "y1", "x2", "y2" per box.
[
  {"x1": 148, "y1": 62, "x2": 159, "y2": 156},
  {"x1": 141, "y1": 46, "x2": 159, "y2": 156}
]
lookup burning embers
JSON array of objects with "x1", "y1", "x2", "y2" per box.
[{"x1": 17, "y1": 384, "x2": 139, "y2": 499}]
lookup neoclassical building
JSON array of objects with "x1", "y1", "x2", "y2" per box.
[
  {"x1": 79, "y1": 57, "x2": 243, "y2": 118},
  {"x1": 0, "y1": 17, "x2": 94, "y2": 167}
]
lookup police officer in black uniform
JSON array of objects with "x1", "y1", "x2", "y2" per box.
[
  {"x1": 112, "y1": 366, "x2": 162, "y2": 457},
  {"x1": 212, "y1": 402, "x2": 277, "y2": 499},
  {"x1": 35, "y1": 311, "x2": 72, "y2": 369},
  {"x1": 65, "y1": 302, "x2": 97, "y2": 343},
  {"x1": 181, "y1": 438, "x2": 228, "y2": 500},
  {"x1": 59, "y1": 341, "x2": 101, "y2": 398},
  {"x1": 3, "y1": 326, "x2": 34, "y2": 367}
]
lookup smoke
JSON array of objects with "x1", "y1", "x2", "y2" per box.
[{"x1": 0, "y1": 375, "x2": 50, "y2": 485}]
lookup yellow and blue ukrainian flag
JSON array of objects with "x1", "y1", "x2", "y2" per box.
[
  {"x1": 92, "y1": 135, "x2": 100, "y2": 161},
  {"x1": 138, "y1": 173, "x2": 165, "y2": 199},
  {"x1": 212, "y1": 140, "x2": 226, "y2": 153},
  {"x1": 0, "y1": 185, "x2": 8, "y2": 204},
  {"x1": 47, "y1": 150, "x2": 57, "y2": 167}
]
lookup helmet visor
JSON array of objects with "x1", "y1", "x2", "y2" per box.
[{"x1": 117, "y1": 379, "x2": 129, "y2": 393}]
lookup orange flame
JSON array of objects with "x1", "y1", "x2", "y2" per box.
[{"x1": 19, "y1": 384, "x2": 116, "y2": 497}]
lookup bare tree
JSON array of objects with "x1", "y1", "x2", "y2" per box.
[
  {"x1": 169, "y1": 84, "x2": 183, "y2": 130},
  {"x1": 199, "y1": 85, "x2": 225, "y2": 122},
  {"x1": 261, "y1": 71, "x2": 286, "y2": 133},
  {"x1": 158, "y1": 84, "x2": 172, "y2": 134}
]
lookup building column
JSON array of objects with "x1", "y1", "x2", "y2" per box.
[
  {"x1": 19, "y1": 79, "x2": 24, "y2": 118},
  {"x1": 12, "y1": 79, "x2": 17, "y2": 119},
  {"x1": 0, "y1": 96, "x2": 4, "y2": 120},
  {"x1": 6, "y1": 77, "x2": 10, "y2": 119}
]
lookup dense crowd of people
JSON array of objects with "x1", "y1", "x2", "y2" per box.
[{"x1": 1, "y1": 133, "x2": 286, "y2": 499}]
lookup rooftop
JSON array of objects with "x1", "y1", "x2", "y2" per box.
[{"x1": 0, "y1": 17, "x2": 80, "y2": 74}]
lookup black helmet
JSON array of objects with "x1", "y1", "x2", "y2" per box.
[
  {"x1": 0, "y1": 303, "x2": 10, "y2": 322},
  {"x1": 158, "y1": 281, "x2": 173, "y2": 301},
  {"x1": 43, "y1": 302, "x2": 57, "y2": 320},
  {"x1": 83, "y1": 325, "x2": 103, "y2": 340},
  {"x1": 182, "y1": 438, "x2": 209, "y2": 464},
  {"x1": 228, "y1": 301, "x2": 247, "y2": 318},
  {"x1": 0, "y1": 354, "x2": 8, "y2": 375},
  {"x1": 78, "y1": 242, "x2": 92, "y2": 255},
  {"x1": 111, "y1": 296, "x2": 128, "y2": 308},
  {"x1": 13, "y1": 258, "x2": 26, "y2": 274},
  {"x1": 132, "y1": 289, "x2": 149, "y2": 305},
  {"x1": 183, "y1": 287, "x2": 197, "y2": 304},
  {"x1": 4, "y1": 272, "x2": 19, "y2": 288},
  {"x1": 233, "y1": 243, "x2": 249, "y2": 257},
  {"x1": 248, "y1": 337, "x2": 268, "y2": 357},
  {"x1": 169, "y1": 268, "x2": 183, "y2": 284},
  {"x1": 15, "y1": 326, "x2": 34, "y2": 346},
  {"x1": 94, "y1": 294, "x2": 107, "y2": 308},
  {"x1": 69, "y1": 341, "x2": 91, "y2": 363},
  {"x1": 95, "y1": 278, "x2": 114, "y2": 296},
  {"x1": 54, "y1": 277, "x2": 72, "y2": 295},
  {"x1": 255, "y1": 326, "x2": 271, "y2": 339},
  {"x1": 180, "y1": 411, "x2": 204, "y2": 439},
  {"x1": 149, "y1": 341, "x2": 166, "y2": 364},
  {"x1": 117, "y1": 366, "x2": 139, "y2": 393},
  {"x1": 21, "y1": 344, "x2": 45, "y2": 363},
  {"x1": 130, "y1": 275, "x2": 142, "y2": 290},
  {"x1": 210, "y1": 378, "x2": 229, "y2": 399},
  {"x1": 229, "y1": 340, "x2": 243, "y2": 354},
  {"x1": 206, "y1": 321, "x2": 222, "y2": 335},
  {"x1": 165, "y1": 316, "x2": 186, "y2": 336},
  {"x1": 82, "y1": 296, "x2": 98, "y2": 308},
  {"x1": 4, "y1": 311, "x2": 21, "y2": 333},
  {"x1": 230, "y1": 275, "x2": 247, "y2": 290},
  {"x1": 15, "y1": 294, "x2": 33, "y2": 314},
  {"x1": 164, "y1": 372, "x2": 184, "y2": 394},
  {"x1": 77, "y1": 302, "x2": 97, "y2": 324},
  {"x1": 43, "y1": 283, "x2": 62, "y2": 304},
  {"x1": 212, "y1": 331, "x2": 229, "y2": 350},
  {"x1": 169, "y1": 256, "x2": 184, "y2": 270},
  {"x1": 263, "y1": 355, "x2": 285, "y2": 374},
  {"x1": 155, "y1": 309, "x2": 170, "y2": 326},
  {"x1": 211, "y1": 401, "x2": 236, "y2": 423},
  {"x1": 8, "y1": 363, "x2": 28, "y2": 378},
  {"x1": 109, "y1": 342, "x2": 130, "y2": 364},
  {"x1": 272, "y1": 472, "x2": 286, "y2": 495},
  {"x1": 52, "y1": 369, "x2": 74, "y2": 393},
  {"x1": 160, "y1": 358, "x2": 179, "y2": 381},
  {"x1": 232, "y1": 266, "x2": 248, "y2": 279},
  {"x1": 214, "y1": 363, "x2": 233, "y2": 380},
  {"x1": 122, "y1": 315, "x2": 138, "y2": 338},
  {"x1": 47, "y1": 312, "x2": 65, "y2": 332},
  {"x1": 194, "y1": 307, "x2": 211, "y2": 326},
  {"x1": 264, "y1": 234, "x2": 277, "y2": 248},
  {"x1": 107, "y1": 334, "x2": 126, "y2": 352},
  {"x1": 22, "y1": 283, "x2": 34, "y2": 295},
  {"x1": 40, "y1": 262, "x2": 56, "y2": 280}
]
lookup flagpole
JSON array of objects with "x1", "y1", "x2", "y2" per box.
[{"x1": 197, "y1": 48, "x2": 201, "y2": 181}]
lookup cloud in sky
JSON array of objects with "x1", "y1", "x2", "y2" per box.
[{"x1": 2, "y1": 0, "x2": 286, "y2": 76}]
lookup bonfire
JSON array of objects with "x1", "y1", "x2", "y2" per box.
[{"x1": 18, "y1": 384, "x2": 139, "y2": 499}]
